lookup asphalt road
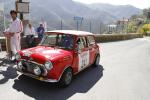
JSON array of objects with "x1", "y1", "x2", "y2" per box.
[{"x1": 0, "y1": 37, "x2": 150, "y2": 100}]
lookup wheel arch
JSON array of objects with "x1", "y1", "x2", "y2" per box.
[
  {"x1": 94, "y1": 53, "x2": 100, "y2": 62},
  {"x1": 57, "y1": 65, "x2": 73, "y2": 82}
]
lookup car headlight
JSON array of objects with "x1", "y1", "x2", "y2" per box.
[
  {"x1": 15, "y1": 53, "x2": 21, "y2": 60},
  {"x1": 44, "y1": 61, "x2": 53, "y2": 70},
  {"x1": 23, "y1": 51, "x2": 32, "y2": 57},
  {"x1": 17, "y1": 61, "x2": 23, "y2": 70},
  {"x1": 33, "y1": 66, "x2": 41, "y2": 76}
]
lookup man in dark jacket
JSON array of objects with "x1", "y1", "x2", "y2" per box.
[{"x1": 37, "y1": 24, "x2": 45, "y2": 41}]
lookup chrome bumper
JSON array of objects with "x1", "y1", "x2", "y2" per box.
[{"x1": 17, "y1": 69, "x2": 58, "y2": 83}]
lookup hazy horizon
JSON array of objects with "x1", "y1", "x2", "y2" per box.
[{"x1": 73, "y1": 0, "x2": 150, "y2": 9}]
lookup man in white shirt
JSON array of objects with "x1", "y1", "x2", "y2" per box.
[
  {"x1": 4, "y1": 10, "x2": 23, "y2": 59},
  {"x1": 24, "y1": 23, "x2": 36, "y2": 48}
]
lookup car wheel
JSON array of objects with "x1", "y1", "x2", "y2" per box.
[
  {"x1": 59, "y1": 67, "x2": 73, "y2": 87},
  {"x1": 93, "y1": 54, "x2": 100, "y2": 67}
]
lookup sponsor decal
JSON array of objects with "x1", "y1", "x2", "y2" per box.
[
  {"x1": 78, "y1": 50, "x2": 90, "y2": 71},
  {"x1": 42, "y1": 50, "x2": 61, "y2": 54},
  {"x1": 35, "y1": 47, "x2": 44, "y2": 52},
  {"x1": 22, "y1": 50, "x2": 32, "y2": 57}
]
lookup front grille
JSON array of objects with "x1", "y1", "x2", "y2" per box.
[
  {"x1": 22, "y1": 61, "x2": 38, "y2": 72},
  {"x1": 20, "y1": 60, "x2": 47, "y2": 76}
]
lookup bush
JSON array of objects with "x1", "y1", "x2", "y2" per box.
[
  {"x1": 126, "y1": 21, "x2": 138, "y2": 33},
  {"x1": 139, "y1": 24, "x2": 150, "y2": 35}
]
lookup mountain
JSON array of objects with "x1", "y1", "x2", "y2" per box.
[
  {"x1": 0, "y1": 0, "x2": 141, "y2": 34},
  {"x1": 89, "y1": 3, "x2": 142, "y2": 19},
  {"x1": 29, "y1": 0, "x2": 116, "y2": 31}
]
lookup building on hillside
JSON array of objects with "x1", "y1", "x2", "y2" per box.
[
  {"x1": 117, "y1": 18, "x2": 130, "y2": 33},
  {"x1": 107, "y1": 24, "x2": 117, "y2": 34},
  {"x1": 136, "y1": 18, "x2": 145, "y2": 26}
]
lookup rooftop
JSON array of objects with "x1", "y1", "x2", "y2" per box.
[{"x1": 46, "y1": 30, "x2": 93, "y2": 36}]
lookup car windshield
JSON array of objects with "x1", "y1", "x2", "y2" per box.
[{"x1": 39, "y1": 33, "x2": 74, "y2": 50}]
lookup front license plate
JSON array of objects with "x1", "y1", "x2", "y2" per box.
[{"x1": 36, "y1": 77, "x2": 44, "y2": 81}]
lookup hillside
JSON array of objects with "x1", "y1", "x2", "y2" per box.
[
  {"x1": 0, "y1": 0, "x2": 141, "y2": 33},
  {"x1": 29, "y1": 0, "x2": 117, "y2": 30},
  {"x1": 89, "y1": 3, "x2": 141, "y2": 19}
]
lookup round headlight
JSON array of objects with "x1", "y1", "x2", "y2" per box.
[
  {"x1": 15, "y1": 53, "x2": 21, "y2": 60},
  {"x1": 45, "y1": 61, "x2": 53, "y2": 70},
  {"x1": 33, "y1": 66, "x2": 41, "y2": 76},
  {"x1": 17, "y1": 61, "x2": 23, "y2": 70}
]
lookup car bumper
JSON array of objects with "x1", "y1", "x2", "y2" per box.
[{"x1": 17, "y1": 69, "x2": 58, "y2": 83}]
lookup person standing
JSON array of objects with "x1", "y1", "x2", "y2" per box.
[
  {"x1": 37, "y1": 24, "x2": 45, "y2": 40},
  {"x1": 24, "y1": 23, "x2": 36, "y2": 48},
  {"x1": 4, "y1": 10, "x2": 23, "y2": 59}
]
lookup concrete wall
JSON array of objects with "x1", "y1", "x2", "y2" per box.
[
  {"x1": 0, "y1": 37, "x2": 40, "y2": 51},
  {"x1": 147, "y1": 33, "x2": 150, "y2": 36},
  {"x1": 95, "y1": 33, "x2": 143, "y2": 43},
  {"x1": 0, "y1": 33, "x2": 143, "y2": 51}
]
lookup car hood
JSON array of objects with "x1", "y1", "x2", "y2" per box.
[{"x1": 20, "y1": 46, "x2": 72, "y2": 61}]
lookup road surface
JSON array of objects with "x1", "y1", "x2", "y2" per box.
[{"x1": 0, "y1": 37, "x2": 150, "y2": 100}]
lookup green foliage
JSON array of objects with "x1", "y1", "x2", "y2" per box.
[
  {"x1": 143, "y1": 8, "x2": 150, "y2": 18},
  {"x1": 139, "y1": 24, "x2": 150, "y2": 35},
  {"x1": 126, "y1": 21, "x2": 138, "y2": 33},
  {"x1": 126, "y1": 8, "x2": 150, "y2": 34}
]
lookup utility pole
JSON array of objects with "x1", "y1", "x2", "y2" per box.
[
  {"x1": 16, "y1": 0, "x2": 29, "y2": 36},
  {"x1": 90, "y1": 21, "x2": 92, "y2": 32},
  {"x1": 19, "y1": 0, "x2": 23, "y2": 20},
  {"x1": 16, "y1": 0, "x2": 29, "y2": 20},
  {"x1": 77, "y1": 21, "x2": 79, "y2": 30},
  {"x1": 74, "y1": 16, "x2": 83, "y2": 31},
  {"x1": 100, "y1": 22, "x2": 102, "y2": 34},
  {"x1": 60, "y1": 20, "x2": 63, "y2": 30}
]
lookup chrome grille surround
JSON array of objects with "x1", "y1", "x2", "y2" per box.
[{"x1": 19, "y1": 59, "x2": 48, "y2": 76}]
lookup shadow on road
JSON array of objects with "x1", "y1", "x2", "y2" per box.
[
  {"x1": 13, "y1": 65, "x2": 104, "y2": 100},
  {"x1": 0, "y1": 58, "x2": 8, "y2": 66},
  {"x1": 0, "y1": 57, "x2": 14, "y2": 66},
  {"x1": 0, "y1": 66, "x2": 18, "y2": 84}
]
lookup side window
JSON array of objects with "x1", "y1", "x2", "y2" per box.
[
  {"x1": 77, "y1": 37, "x2": 87, "y2": 49},
  {"x1": 87, "y1": 36, "x2": 96, "y2": 46}
]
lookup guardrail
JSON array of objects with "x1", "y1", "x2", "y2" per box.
[{"x1": 0, "y1": 33, "x2": 143, "y2": 51}]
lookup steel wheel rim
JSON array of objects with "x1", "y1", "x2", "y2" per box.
[
  {"x1": 65, "y1": 71, "x2": 72, "y2": 85},
  {"x1": 96, "y1": 56, "x2": 100, "y2": 66}
]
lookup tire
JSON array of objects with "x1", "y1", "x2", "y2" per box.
[
  {"x1": 59, "y1": 67, "x2": 73, "y2": 87},
  {"x1": 93, "y1": 54, "x2": 100, "y2": 67}
]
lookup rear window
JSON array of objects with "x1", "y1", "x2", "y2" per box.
[
  {"x1": 87, "y1": 36, "x2": 95, "y2": 45},
  {"x1": 77, "y1": 37, "x2": 87, "y2": 49}
]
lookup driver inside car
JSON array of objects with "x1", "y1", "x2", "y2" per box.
[{"x1": 60, "y1": 35, "x2": 73, "y2": 49}]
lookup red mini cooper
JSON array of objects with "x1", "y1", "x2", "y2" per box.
[{"x1": 15, "y1": 30, "x2": 100, "y2": 86}]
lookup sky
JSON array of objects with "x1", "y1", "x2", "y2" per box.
[{"x1": 73, "y1": 0, "x2": 150, "y2": 9}]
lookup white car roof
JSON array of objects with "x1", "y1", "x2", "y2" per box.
[{"x1": 46, "y1": 30, "x2": 93, "y2": 36}]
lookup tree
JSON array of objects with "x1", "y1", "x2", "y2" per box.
[
  {"x1": 139, "y1": 24, "x2": 150, "y2": 35},
  {"x1": 143, "y1": 8, "x2": 150, "y2": 18}
]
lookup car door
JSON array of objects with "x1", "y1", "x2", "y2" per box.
[
  {"x1": 87, "y1": 35, "x2": 97, "y2": 65},
  {"x1": 75, "y1": 36, "x2": 90, "y2": 72}
]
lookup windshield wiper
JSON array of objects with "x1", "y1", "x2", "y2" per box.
[{"x1": 39, "y1": 44, "x2": 49, "y2": 47}]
